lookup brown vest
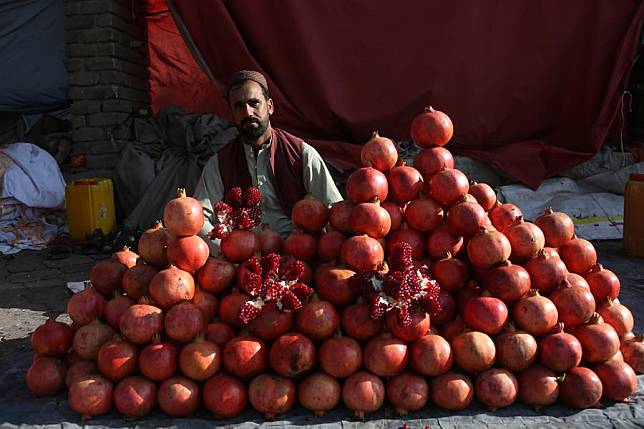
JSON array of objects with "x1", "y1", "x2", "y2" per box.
[{"x1": 217, "y1": 128, "x2": 307, "y2": 216}]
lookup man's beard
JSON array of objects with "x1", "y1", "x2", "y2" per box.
[{"x1": 239, "y1": 117, "x2": 268, "y2": 141}]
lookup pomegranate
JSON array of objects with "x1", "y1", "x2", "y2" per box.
[
  {"x1": 139, "y1": 337, "x2": 177, "y2": 381},
  {"x1": 484, "y1": 261, "x2": 530, "y2": 304},
  {"x1": 67, "y1": 283, "x2": 107, "y2": 326},
  {"x1": 223, "y1": 334, "x2": 268, "y2": 378},
  {"x1": 386, "y1": 310, "x2": 430, "y2": 342},
  {"x1": 164, "y1": 301, "x2": 204, "y2": 343},
  {"x1": 329, "y1": 200, "x2": 355, "y2": 234},
  {"x1": 451, "y1": 331, "x2": 495, "y2": 373},
  {"x1": 137, "y1": 220, "x2": 171, "y2": 267},
  {"x1": 148, "y1": 264, "x2": 195, "y2": 309},
  {"x1": 410, "y1": 106, "x2": 453, "y2": 147},
  {"x1": 90, "y1": 257, "x2": 128, "y2": 297},
  {"x1": 517, "y1": 364, "x2": 560, "y2": 409},
  {"x1": 258, "y1": 223, "x2": 283, "y2": 254},
  {"x1": 283, "y1": 229, "x2": 317, "y2": 261},
  {"x1": 475, "y1": 368, "x2": 518, "y2": 410},
  {"x1": 166, "y1": 234, "x2": 209, "y2": 272},
  {"x1": 196, "y1": 256, "x2": 236, "y2": 294},
  {"x1": 292, "y1": 195, "x2": 329, "y2": 234},
  {"x1": 205, "y1": 321, "x2": 236, "y2": 348},
  {"x1": 114, "y1": 376, "x2": 156, "y2": 418},
  {"x1": 220, "y1": 229, "x2": 260, "y2": 262},
  {"x1": 387, "y1": 227, "x2": 425, "y2": 260},
  {"x1": 247, "y1": 302, "x2": 293, "y2": 341},
  {"x1": 298, "y1": 372, "x2": 342, "y2": 416},
  {"x1": 203, "y1": 373, "x2": 247, "y2": 418},
  {"x1": 468, "y1": 182, "x2": 497, "y2": 212},
  {"x1": 350, "y1": 198, "x2": 392, "y2": 239},
  {"x1": 430, "y1": 372, "x2": 474, "y2": 410},
  {"x1": 538, "y1": 323, "x2": 583, "y2": 372},
  {"x1": 559, "y1": 367, "x2": 602, "y2": 409},
  {"x1": 25, "y1": 356, "x2": 66, "y2": 397},
  {"x1": 346, "y1": 167, "x2": 388, "y2": 204},
  {"x1": 119, "y1": 298, "x2": 163, "y2": 344},
  {"x1": 68, "y1": 374, "x2": 114, "y2": 420},
  {"x1": 414, "y1": 146, "x2": 454, "y2": 179},
  {"x1": 584, "y1": 263, "x2": 621, "y2": 302},
  {"x1": 534, "y1": 208, "x2": 575, "y2": 248},
  {"x1": 340, "y1": 234, "x2": 384, "y2": 271},
  {"x1": 512, "y1": 290, "x2": 558, "y2": 336},
  {"x1": 249, "y1": 373, "x2": 296, "y2": 419},
  {"x1": 295, "y1": 297, "x2": 340, "y2": 342},
  {"x1": 387, "y1": 372, "x2": 428, "y2": 415},
  {"x1": 466, "y1": 228, "x2": 512, "y2": 269},
  {"x1": 432, "y1": 289, "x2": 457, "y2": 325},
  {"x1": 489, "y1": 202, "x2": 523, "y2": 232},
  {"x1": 404, "y1": 196, "x2": 443, "y2": 232},
  {"x1": 363, "y1": 333, "x2": 409, "y2": 377},
  {"x1": 549, "y1": 280, "x2": 596, "y2": 327},
  {"x1": 446, "y1": 199, "x2": 488, "y2": 238},
  {"x1": 97, "y1": 336, "x2": 138, "y2": 381},
  {"x1": 65, "y1": 360, "x2": 98, "y2": 388},
  {"x1": 317, "y1": 230, "x2": 347, "y2": 262},
  {"x1": 192, "y1": 286, "x2": 218, "y2": 324},
  {"x1": 567, "y1": 272, "x2": 590, "y2": 289},
  {"x1": 157, "y1": 376, "x2": 200, "y2": 417},
  {"x1": 597, "y1": 298, "x2": 634, "y2": 338},
  {"x1": 388, "y1": 164, "x2": 424, "y2": 204},
  {"x1": 573, "y1": 313, "x2": 620, "y2": 363},
  {"x1": 316, "y1": 266, "x2": 357, "y2": 307},
  {"x1": 122, "y1": 260, "x2": 157, "y2": 300},
  {"x1": 361, "y1": 131, "x2": 398, "y2": 171},
  {"x1": 429, "y1": 168, "x2": 469, "y2": 206},
  {"x1": 162, "y1": 187, "x2": 204, "y2": 236},
  {"x1": 269, "y1": 332, "x2": 316, "y2": 378},
  {"x1": 494, "y1": 325, "x2": 537, "y2": 371},
  {"x1": 342, "y1": 303, "x2": 384, "y2": 341},
  {"x1": 103, "y1": 292, "x2": 135, "y2": 329},
  {"x1": 504, "y1": 216, "x2": 545, "y2": 261},
  {"x1": 218, "y1": 290, "x2": 251, "y2": 329},
  {"x1": 31, "y1": 316, "x2": 73, "y2": 357},
  {"x1": 411, "y1": 334, "x2": 453, "y2": 376},
  {"x1": 113, "y1": 246, "x2": 138, "y2": 267},
  {"x1": 73, "y1": 320, "x2": 115, "y2": 360},
  {"x1": 524, "y1": 248, "x2": 569, "y2": 293},
  {"x1": 382, "y1": 201, "x2": 404, "y2": 231},
  {"x1": 179, "y1": 335, "x2": 221, "y2": 381},
  {"x1": 594, "y1": 360, "x2": 637, "y2": 401},
  {"x1": 463, "y1": 294, "x2": 508, "y2": 335},
  {"x1": 559, "y1": 237, "x2": 597, "y2": 274},
  {"x1": 621, "y1": 336, "x2": 644, "y2": 373},
  {"x1": 319, "y1": 334, "x2": 362, "y2": 378},
  {"x1": 440, "y1": 315, "x2": 466, "y2": 342},
  {"x1": 427, "y1": 224, "x2": 463, "y2": 259},
  {"x1": 342, "y1": 371, "x2": 385, "y2": 419}
]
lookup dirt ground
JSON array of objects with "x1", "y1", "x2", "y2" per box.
[{"x1": 0, "y1": 240, "x2": 643, "y2": 428}]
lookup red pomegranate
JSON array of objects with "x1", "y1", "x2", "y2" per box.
[
  {"x1": 386, "y1": 311, "x2": 430, "y2": 342},
  {"x1": 122, "y1": 259, "x2": 157, "y2": 300},
  {"x1": 295, "y1": 297, "x2": 340, "y2": 342},
  {"x1": 429, "y1": 168, "x2": 469, "y2": 206},
  {"x1": 317, "y1": 230, "x2": 347, "y2": 262},
  {"x1": 621, "y1": 336, "x2": 644, "y2": 374},
  {"x1": 559, "y1": 237, "x2": 597, "y2": 274},
  {"x1": 432, "y1": 289, "x2": 457, "y2": 326},
  {"x1": 223, "y1": 334, "x2": 268, "y2": 378},
  {"x1": 258, "y1": 224, "x2": 283, "y2": 254},
  {"x1": 346, "y1": 167, "x2": 389, "y2": 204},
  {"x1": 494, "y1": 326, "x2": 537, "y2": 372},
  {"x1": 25, "y1": 357, "x2": 66, "y2": 397},
  {"x1": 292, "y1": 195, "x2": 329, "y2": 234},
  {"x1": 89, "y1": 257, "x2": 128, "y2": 297},
  {"x1": 179, "y1": 335, "x2": 221, "y2": 381},
  {"x1": 157, "y1": 376, "x2": 200, "y2": 417},
  {"x1": 31, "y1": 316, "x2": 73, "y2": 357},
  {"x1": 559, "y1": 367, "x2": 602, "y2": 409},
  {"x1": 73, "y1": 320, "x2": 115, "y2": 360},
  {"x1": 196, "y1": 256, "x2": 236, "y2": 294},
  {"x1": 97, "y1": 336, "x2": 138, "y2": 381},
  {"x1": 220, "y1": 229, "x2": 260, "y2": 263},
  {"x1": 524, "y1": 248, "x2": 569, "y2": 293},
  {"x1": 361, "y1": 131, "x2": 399, "y2": 171},
  {"x1": 426, "y1": 224, "x2": 463, "y2": 259},
  {"x1": 340, "y1": 234, "x2": 384, "y2": 271},
  {"x1": 414, "y1": 146, "x2": 454, "y2": 180},
  {"x1": 410, "y1": 106, "x2": 454, "y2": 147},
  {"x1": 316, "y1": 266, "x2": 357, "y2": 307},
  {"x1": 350, "y1": 198, "x2": 392, "y2": 239},
  {"x1": 584, "y1": 263, "x2": 621, "y2": 302},
  {"x1": 411, "y1": 334, "x2": 453, "y2": 376},
  {"x1": 342, "y1": 303, "x2": 384, "y2": 341},
  {"x1": 382, "y1": 201, "x2": 404, "y2": 231},
  {"x1": 538, "y1": 323, "x2": 583, "y2": 372},
  {"x1": 68, "y1": 374, "x2": 113, "y2": 420},
  {"x1": 363, "y1": 333, "x2": 409, "y2": 377},
  {"x1": 148, "y1": 264, "x2": 195, "y2": 309},
  {"x1": 403, "y1": 196, "x2": 443, "y2": 232},
  {"x1": 113, "y1": 246, "x2": 138, "y2": 268},
  {"x1": 283, "y1": 230, "x2": 317, "y2": 261},
  {"x1": 466, "y1": 229, "x2": 512, "y2": 269},
  {"x1": 67, "y1": 283, "x2": 107, "y2": 326},
  {"x1": 387, "y1": 372, "x2": 429, "y2": 415},
  {"x1": 248, "y1": 301, "x2": 294, "y2": 341},
  {"x1": 597, "y1": 298, "x2": 634, "y2": 338},
  {"x1": 594, "y1": 360, "x2": 637, "y2": 401},
  {"x1": 114, "y1": 376, "x2": 156, "y2": 418},
  {"x1": 164, "y1": 302, "x2": 204, "y2": 343},
  {"x1": 318, "y1": 334, "x2": 362, "y2": 378},
  {"x1": 549, "y1": 280, "x2": 596, "y2": 327},
  {"x1": 475, "y1": 368, "x2": 518, "y2": 410},
  {"x1": 430, "y1": 253, "x2": 468, "y2": 292},
  {"x1": 534, "y1": 208, "x2": 575, "y2": 248},
  {"x1": 573, "y1": 313, "x2": 620, "y2": 363},
  {"x1": 512, "y1": 290, "x2": 558, "y2": 336},
  {"x1": 162, "y1": 188, "x2": 204, "y2": 237},
  {"x1": 489, "y1": 202, "x2": 523, "y2": 232},
  {"x1": 103, "y1": 292, "x2": 135, "y2": 329},
  {"x1": 484, "y1": 261, "x2": 531, "y2": 304},
  {"x1": 517, "y1": 364, "x2": 560, "y2": 409},
  {"x1": 166, "y1": 234, "x2": 209, "y2": 273},
  {"x1": 342, "y1": 371, "x2": 385, "y2": 419},
  {"x1": 451, "y1": 331, "x2": 496, "y2": 373},
  {"x1": 192, "y1": 286, "x2": 218, "y2": 324},
  {"x1": 218, "y1": 290, "x2": 251, "y2": 329},
  {"x1": 249, "y1": 373, "x2": 296, "y2": 419},
  {"x1": 446, "y1": 199, "x2": 488, "y2": 238},
  {"x1": 138, "y1": 337, "x2": 177, "y2": 381},
  {"x1": 387, "y1": 227, "x2": 425, "y2": 260},
  {"x1": 137, "y1": 220, "x2": 170, "y2": 267},
  {"x1": 203, "y1": 373, "x2": 247, "y2": 418},
  {"x1": 468, "y1": 182, "x2": 497, "y2": 212},
  {"x1": 440, "y1": 315, "x2": 466, "y2": 343},
  {"x1": 329, "y1": 200, "x2": 355, "y2": 234},
  {"x1": 298, "y1": 372, "x2": 342, "y2": 416},
  {"x1": 567, "y1": 272, "x2": 590, "y2": 289},
  {"x1": 464, "y1": 294, "x2": 508, "y2": 335},
  {"x1": 388, "y1": 164, "x2": 424, "y2": 204},
  {"x1": 269, "y1": 333, "x2": 316, "y2": 378},
  {"x1": 503, "y1": 216, "x2": 545, "y2": 261},
  {"x1": 430, "y1": 372, "x2": 475, "y2": 411},
  {"x1": 65, "y1": 360, "x2": 98, "y2": 388},
  {"x1": 205, "y1": 321, "x2": 236, "y2": 348},
  {"x1": 119, "y1": 299, "x2": 163, "y2": 345}
]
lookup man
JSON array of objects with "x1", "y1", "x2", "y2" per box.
[{"x1": 194, "y1": 70, "x2": 342, "y2": 253}]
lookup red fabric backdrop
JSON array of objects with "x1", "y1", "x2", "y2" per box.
[{"x1": 150, "y1": 0, "x2": 644, "y2": 188}]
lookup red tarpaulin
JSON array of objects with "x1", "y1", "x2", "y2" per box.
[{"x1": 148, "y1": 1, "x2": 644, "y2": 188}]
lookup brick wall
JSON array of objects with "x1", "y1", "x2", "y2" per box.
[{"x1": 65, "y1": 0, "x2": 149, "y2": 170}]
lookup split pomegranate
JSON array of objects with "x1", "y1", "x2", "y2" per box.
[
  {"x1": 404, "y1": 196, "x2": 443, "y2": 232},
  {"x1": 558, "y1": 237, "x2": 597, "y2": 274},
  {"x1": 283, "y1": 230, "x2": 317, "y2": 261},
  {"x1": 122, "y1": 259, "x2": 157, "y2": 300},
  {"x1": 559, "y1": 367, "x2": 603, "y2": 409},
  {"x1": 113, "y1": 376, "x2": 156, "y2": 418},
  {"x1": 218, "y1": 290, "x2": 251, "y2": 329},
  {"x1": 387, "y1": 372, "x2": 429, "y2": 415},
  {"x1": 350, "y1": 198, "x2": 392, "y2": 239},
  {"x1": 196, "y1": 256, "x2": 236, "y2": 294},
  {"x1": 89, "y1": 257, "x2": 127, "y2": 297},
  {"x1": 621, "y1": 336, "x2": 644, "y2": 373},
  {"x1": 162, "y1": 188, "x2": 204, "y2": 236},
  {"x1": 340, "y1": 234, "x2": 384, "y2": 271},
  {"x1": 329, "y1": 200, "x2": 355, "y2": 234},
  {"x1": 468, "y1": 182, "x2": 497, "y2": 212},
  {"x1": 346, "y1": 167, "x2": 389, "y2": 204},
  {"x1": 363, "y1": 333, "x2": 409, "y2": 377},
  {"x1": 220, "y1": 229, "x2": 260, "y2": 263},
  {"x1": 573, "y1": 313, "x2": 620, "y2": 363},
  {"x1": 31, "y1": 316, "x2": 73, "y2": 357},
  {"x1": 148, "y1": 264, "x2": 195, "y2": 309},
  {"x1": 463, "y1": 294, "x2": 508, "y2": 335},
  {"x1": 429, "y1": 372, "x2": 474, "y2": 410},
  {"x1": 426, "y1": 224, "x2": 464, "y2": 259},
  {"x1": 512, "y1": 290, "x2": 558, "y2": 336},
  {"x1": 164, "y1": 301, "x2": 204, "y2": 343},
  {"x1": 360, "y1": 131, "x2": 399, "y2": 171},
  {"x1": 68, "y1": 374, "x2": 114, "y2": 420},
  {"x1": 411, "y1": 334, "x2": 453, "y2": 376},
  {"x1": 103, "y1": 292, "x2": 135, "y2": 329},
  {"x1": 223, "y1": 335, "x2": 268, "y2": 378},
  {"x1": 484, "y1": 260, "x2": 531, "y2": 304},
  {"x1": 584, "y1": 263, "x2": 621, "y2": 302},
  {"x1": 451, "y1": 331, "x2": 496, "y2": 373},
  {"x1": 269, "y1": 333, "x2": 316, "y2": 378},
  {"x1": 503, "y1": 216, "x2": 545, "y2": 261},
  {"x1": 67, "y1": 283, "x2": 107, "y2": 326},
  {"x1": 25, "y1": 356, "x2": 66, "y2": 397},
  {"x1": 137, "y1": 220, "x2": 170, "y2": 267},
  {"x1": 157, "y1": 376, "x2": 200, "y2": 417},
  {"x1": 317, "y1": 230, "x2": 347, "y2": 262},
  {"x1": 138, "y1": 337, "x2": 177, "y2": 381},
  {"x1": 386, "y1": 310, "x2": 430, "y2": 342},
  {"x1": 494, "y1": 326, "x2": 537, "y2": 372},
  {"x1": 388, "y1": 164, "x2": 424, "y2": 204},
  {"x1": 295, "y1": 297, "x2": 340, "y2": 342},
  {"x1": 475, "y1": 368, "x2": 518, "y2": 410},
  {"x1": 517, "y1": 364, "x2": 560, "y2": 409},
  {"x1": 65, "y1": 360, "x2": 98, "y2": 388},
  {"x1": 534, "y1": 208, "x2": 575, "y2": 248},
  {"x1": 205, "y1": 321, "x2": 236, "y2": 348},
  {"x1": 248, "y1": 301, "x2": 294, "y2": 341},
  {"x1": 387, "y1": 227, "x2": 425, "y2": 260},
  {"x1": 594, "y1": 360, "x2": 637, "y2": 401},
  {"x1": 342, "y1": 371, "x2": 385, "y2": 419},
  {"x1": 166, "y1": 234, "x2": 209, "y2": 273},
  {"x1": 524, "y1": 248, "x2": 569, "y2": 294},
  {"x1": 292, "y1": 195, "x2": 329, "y2": 234},
  {"x1": 298, "y1": 372, "x2": 342, "y2": 416},
  {"x1": 414, "y1": 146, "x2": 454, "y2": 179},
  {"x1": 549, "y1": 280, "x2": 596, "y2": 327},
  {"x1": 538, "y1": 323, "x2": 583, "y2": 372},
  {"x1": 597, "y1": 298, "x2": 634, "y2": 338},
  {"x1": 203, "y1": 373, "x2": 247, "y2": 418},
  {"x1": 429, "y1": 168, "x2": 469, "y2": 206},
  {"x1": 119, "y1": 299, "x2": 163, "y2": 345},
  {"x1": 97, "y1": 336, "x2": 138, "y2": 381},
  {"x1": 249, "y1": 373, "x2": 297, "y2": 419},
  {"x1": 446, "y1": 199, "x2": 488, "y2": 238},
  {"x1": 341, "y1": 303, "x2": 384, "y2": 341},
  {"x1": 73, "y1": 320, "x2": 115, "y2": 360},
  {"x1": 382, "y1": 201, "x2": 404, "y2": 231},
  {"x1": 258, "y1": 224, "x2": 283, "y2": 254},
  {"x1": 410, "y1": 106, "x2": 454, "y2": 147},
  {"x1": 318, "y1": 335, "x2": 362, "y2": 378},
  {"x1": 178, "y1": 335, "x2": 221, "y2": 381},
  {"x1": 466, "y1": 228, "x2": 512, "y2": 269},
  {"x1": 316, "y1": 266, "x2": 357, "y2": 307},
  {"x1": 489, "y1": 202, "x2": 523, "y2": 232}
]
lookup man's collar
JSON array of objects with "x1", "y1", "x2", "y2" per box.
[{"x1": 243, "y1": 135, "x2": 272, "y2": 155}]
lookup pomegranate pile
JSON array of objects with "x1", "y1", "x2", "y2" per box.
[{"x1": 26, "y1": 108, "x2": 643, "y2": 421}]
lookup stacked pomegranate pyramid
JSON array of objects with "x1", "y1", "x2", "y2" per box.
[{"x1": 25, "y1": 107, "x2": 643, "y2": 421}]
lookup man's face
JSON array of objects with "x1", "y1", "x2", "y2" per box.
[{"x1": 228, "y1": 80, "x2": 274, "y2": 142}]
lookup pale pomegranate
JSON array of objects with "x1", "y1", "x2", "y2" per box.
[
  {"x1": 73, "y1": 320, "x2": 115, "y2": 360},
  {"x1": 221, "y1": 229, "x2": 260, "y2": 263},
  {"x1": 119, "y1": 299, "x2": 163, "y2": 345},
  {"x1": 164, "y1": 301, "x2": 204, "y2": 343},
  {"x1": 597, "y1": 298, "x2": 634, "y2": 338},
  {"x1": 573, "y1": 313, "x2": 620, "y2": 363},
  {"x1": 388, "y1": 164, "x2": 424, "y2": 204},
  {"x1": 411, "y1": 334, "x2": 453, "y2": 376},
  {"x1": 248, "y1": 301, "x2": 294, "y2": 341},
  {"x1": 414, "y1": 146, "x2": 454, "y2": 179},
  {"x1": 410, "y1": 106, "x2": 454, "y2": 147},
  {"x1": 387, "y1": 372, "x2": 429, "y2": 415},
  {"x1": 97, "y1": 336, "x2": 138, "y2": 381},
  {"x1": 489, "y1": 202, "x2": 523, "y2": 232},
  {"x1": 549, "y1": 280, "x2": 596, "y2": 327},
  {"x1": 329, "y1": 200, "x2": 355, "y2": 234},
  {"x1": 249, "y1": 373, "x2": 296, "y2": 419},
  {"x1": 203, "y1": 374, "x2": 247, "y2": 418},
  {"x1": 534, "y1": 208, "x2": 575, "y2": 248},
  {"x1": 157, "y1": 376, "x2": 200, "y2": 417},
  {"x1": 517, "y1": 364, "x2": 560, "y2": 409},
  {"x1": 468, "y1": 182, "x2": 497, "y2": 212},
  {"x1": 25, "y1": 357, "x2": 66, "y2": 397},
  {"x1": 584, "y1": 263, "x2": 621, "y2": 302},
  {"x1": 426, "y1": 224, "x2": 464, "y2": 259},
  {"x1": 31, "y1": 316, "x2": 73, "y2": 357},
  {"x1": 594, "y1": 360, "x2": 637, "y2": 401},
  {"x1": 429, "y1": 372, "x2": 474, "y2": 410},
  {"x1": 138, "y1": 338, "x2": 177, "y2": 381},
  {"x1": 223, "y1": 335, "x2": 268, "y2": 378},
  {"x1": 361, "y1": 131, "x2": 398, "y2": 171},
  {"x1": 494, "y1": 326, "x2": 537, "y2": 372},
  {"x1": 196, "y1": 256, "x2": 236, "y2": 294},
  {"x1": 451, "y1": 331, "x2": 496, "y2": 373},
  {"x1": 340, "y1": 234, "x2": 384, "y2": 271},
  {"x1": 559, "y1": 367, "x2": 602, "y2": 409},
  {"x1": 292, "y1": 195, "x2": 329, "y2": 234},
  {"x1": 162, "y1": 188, "x2": 204, "y2": 237},
  {"x1": 524, "y1": 248, "x2": 569, "y2": 294},
  {"x1": 178, "y1": 335, "x2": 221, "y2": 381},
  {"x1": 283, "y1": 230, "x2": 317, "y2": 261},
  {"x1": 148, "y1": 264, "x2": 195, "y2": 309},
  {"x1": 68, "y1": 374, "x2": 113, "y2": 420},
  {"x1": 342, "y1": 303, "x2": 384, "y2": 341},
  {"x1": 346, "y1": 167, "x2": 388, "y2": 204},
  {"x1": 166, "y1": 234, "x2": 209, "y2": 272},
  {"x1": 559, "y1": 237, "x2": 597, "y2": 274},
  {"x1": 137, "y1": 220, "x2": 170, "y2": 267},
  {"x1": 404, "y1": 196, "x2": 443, "y2": 232},
  {"x1": 512, "y1": 290, "x2": 558, "y2": 336},
  {"x1": 114, "y1": 376, "x2": 156, "y2": 418},
  {"x1": 122, "y1": 260, "x2": 157, "y2": 300},
  {"x1": 538, "y1": 323, "x2": 583, "y2": 372},
  {"x1": 466, "y1": 229, "x2": 512, "y2": 269},
  {"x1": 386, "y1": 311, "x2": 430, "y2": 342},
  {"x1": 342, "y1": 372, "x2": 385, "y2": 419},
  {"x1": 318, "y1": 335, "x2": 362, "y2": 378},
  {"x1": 475, "y1": 368, "x2": 518, "y2": 410},
  {"x1": 298, "y1": 372, "x2": 342, "y2": 416},
  {"x1": 429, "y1": 168, "x2": 469, "y2": 206},
  {"x1": 504, "y1": 216, "x2": 545, "y2": 261},
  {"x1": 363, "y1": 333, "x2": 409, "y2": 377},
  {"x1": 350, "y1": 199, "x2": 392, "y2": 239}
]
